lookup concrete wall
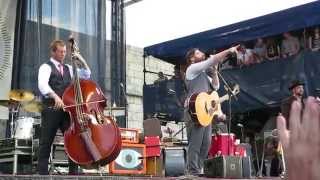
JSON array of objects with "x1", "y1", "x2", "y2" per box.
[{"x1": 126, "y1": 45, "x2": 174, "y2": 129}]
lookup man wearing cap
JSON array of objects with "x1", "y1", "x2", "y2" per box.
[{"x1": 281, "y1": 80, "x2": 305, "y2": 128}]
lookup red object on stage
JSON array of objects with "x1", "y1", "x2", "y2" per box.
[
  {"x1": 208, "y1": 133, "x2": 235, "y2": 157},
  {"x1": 145, "y1": 136, "x2": 161, "y2": 157},
  {"x1": 234, "y1": 145, "x2": 247, "y2": 157}
]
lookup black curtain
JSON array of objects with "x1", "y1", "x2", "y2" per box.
[
  {"x1": 111, "y1": 0, "x2": 126, "y2": 127},
  {"x1": 12, "y1": 0, "x2": 110, "y2": 97},
  {"x1": 11, "y1": 0, "x2": 27, "y2": 89}
]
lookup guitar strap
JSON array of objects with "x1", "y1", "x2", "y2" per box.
[{"x1": 205, "y1": 71, "x2": 215, "y2": 91}]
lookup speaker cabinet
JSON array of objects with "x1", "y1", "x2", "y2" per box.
[
  {"x1": 109, "y1": 143, "x2": 146, "y2": 175},
  {"x1": 204, "y1": 156, "x2": 242, "y2": 178},
  {"x1": 242, "y1": 156, "x2": 252, "y2": 178},
  {"x1": 163, "y1": 147, "x2": 186, "y2": 177}
]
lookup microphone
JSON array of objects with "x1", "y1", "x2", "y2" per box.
[
  {"x1": 237, "y1": 123, "x2": 243, "y2": 128},
  {"x1": 119, "y1": 82, "x2": 128, "y2": 106},
  {"x1": 168, "y1": 88, "x2": 176, "y2": 94}
]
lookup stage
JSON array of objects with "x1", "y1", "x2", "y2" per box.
[{"x1": 0, "y1": 174, "x2": 281, "y2": 180}]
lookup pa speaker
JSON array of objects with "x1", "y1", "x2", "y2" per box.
[
  {"x1": 204, "y1": 156, "x2": 243, "y2": 178},
  {"x1": 109, "y1": 143, "x2": 146, "y2": 175}
]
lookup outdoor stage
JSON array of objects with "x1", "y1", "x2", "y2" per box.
[{"x1": 0, "y1": 174, "x2": 281, "y2": 180}]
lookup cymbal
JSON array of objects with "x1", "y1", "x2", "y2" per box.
[
  {"x1": 9, "y1": 89, "x2": 34, "y2": 102},
  {"x1": 23, "y1": 100, "x2": 43, "y2": 113},
  {"x1": 0, "y1": 99, "x2": 19, "y2": 107},
  {"x1": 0, "y1": 100, "x2": 10, "y2": 107}
]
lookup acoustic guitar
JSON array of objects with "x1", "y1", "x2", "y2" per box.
[{"x1": 188, "y1": 84, "x2": 240, "y2": 127}]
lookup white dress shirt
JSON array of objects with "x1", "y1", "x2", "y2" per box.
[{"x1": 38, "y1": 58, "x2": 91, "y2": 96}]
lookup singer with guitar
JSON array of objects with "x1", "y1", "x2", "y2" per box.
[{"x1": 183, "y1": 45, "x2": 239, "y2": 176}]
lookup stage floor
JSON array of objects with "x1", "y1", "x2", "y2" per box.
[{"x1": 0, "y1": 174, "x2": 281, "y2": 179}]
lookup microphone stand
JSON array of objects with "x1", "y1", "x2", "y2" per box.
[
  {"x1": 120, "y1": 83, "x2": 129, "y2": 128},
  {"x1": 216, "y1": 70, "x2": 238, "y2": 155}
]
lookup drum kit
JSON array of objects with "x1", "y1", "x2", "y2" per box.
[{"x1": 0, "y1": 89, "x2": 43, "y2": 139}]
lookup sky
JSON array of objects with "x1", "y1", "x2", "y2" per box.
[{"x1": 125, "y1": 0, "x2": 316, "y2": 48}]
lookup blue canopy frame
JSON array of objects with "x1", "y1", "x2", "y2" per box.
[{"x1": 144, "y1": 1, "x2": 320, "y2": 64}]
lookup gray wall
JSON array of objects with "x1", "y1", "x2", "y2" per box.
[{"x1": 126, "y1": 45, "x2": 174, "y2": 129}]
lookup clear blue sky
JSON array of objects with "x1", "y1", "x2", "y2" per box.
[{"x1": 125, "y1": 0, "x2": 316, "y2": 48}]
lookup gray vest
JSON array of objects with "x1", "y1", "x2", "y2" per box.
[{"x1": 186, "y1": 71, "x2": 213, "y2": 98}]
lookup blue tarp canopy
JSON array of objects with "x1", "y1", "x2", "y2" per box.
[
  {"x1": 218, "y1": 51, "x2": 320, "y2": 113},
  {"x1": 143, "y1": 51, "x2": 320, "y2": 116},
  {"x1": 144, "y1": 1, "x2": 320, "y2": 64}
]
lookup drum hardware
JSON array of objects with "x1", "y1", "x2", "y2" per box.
[
  {"x1": 1, "y1": 89, "x2": 35, "y2": 138},
  {"x1": 7, "y1": 101, "x2": 21, "y2": 139},
  {"x1": 14, "y1": 117, "x2": 35, "y2": 139}
]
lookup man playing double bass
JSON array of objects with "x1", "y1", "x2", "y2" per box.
[{"x1": 37, "y1": 39, "x2": 91, "y2": 175}]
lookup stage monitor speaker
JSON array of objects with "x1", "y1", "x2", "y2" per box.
[
  {"x1": 163, "y1": 147, "x2": 186, "y2": 177},
  {"x1": 109, "y1": 143, "x2": 146, "y2": 175},
  {"x1": 204, "y1": 156, "x2": 243, "y2": 178}
]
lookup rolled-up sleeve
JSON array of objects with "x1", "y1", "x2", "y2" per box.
[
  {"x1": 186, "y1": 56, "x2": 218, "y2": 80},
  {"x1": 66, "y1": 65, "x2": 91, "y2": 79},
  {"x1": 38, "y1": 64, "x2": 54, "y2": 96},
  {"x1": 78, "y1": 69, "x2": 91, "y2": 79}
]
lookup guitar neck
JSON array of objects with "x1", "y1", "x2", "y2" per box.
[
  {"x1": 219, "y1": 94, "x2": 229, "y2": 104},
  {"x1": 216, "y1": 85, "x2": 239, "y2": 104}
]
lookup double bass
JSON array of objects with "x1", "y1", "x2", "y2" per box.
[{"x1": 62, "y1": 38, "x2": 121, "y2": 167}]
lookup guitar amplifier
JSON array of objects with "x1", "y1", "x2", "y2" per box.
[
  {"x1": 109, "y1": 143, "x2": 146, "y2": 175},
  {"x1": 204, "y1": 156, "x2": 242, "y2": 178},
  {"x1": 119, "y1": 128, "x2": 140, "y2": 144},
  {"x1": 143, "y1": 118, "x2": 162, "y2": 138}
]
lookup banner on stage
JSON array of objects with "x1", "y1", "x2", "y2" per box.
[
  {"x1": 0, "y1": 0, "x2": 17, "y2": 100},
  {"x1": 0, "y1": 0, "x2": 17, "y2": 119}
]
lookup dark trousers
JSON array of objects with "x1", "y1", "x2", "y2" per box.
[
  {"x1": 38, "y1": 108, "x2": 78, "y2": 175},
  {"x1": 184, "y1": 109, "x2": 212, "y2": 175}
]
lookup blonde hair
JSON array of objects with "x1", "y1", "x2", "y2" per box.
[{"x1": 50, "y1": 40, "x2": 66, "y2": 53}]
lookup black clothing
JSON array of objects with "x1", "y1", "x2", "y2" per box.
[
  {"x1": 38, "y1": 62, "x2": 78, "y2": 175},
  {"x1": 280, "y1": 96, "x2": 303, "y2": 129}
]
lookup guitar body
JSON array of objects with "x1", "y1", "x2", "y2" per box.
[{"x1": 189, "y1": 91, "x2": 223, "y2": 127}]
